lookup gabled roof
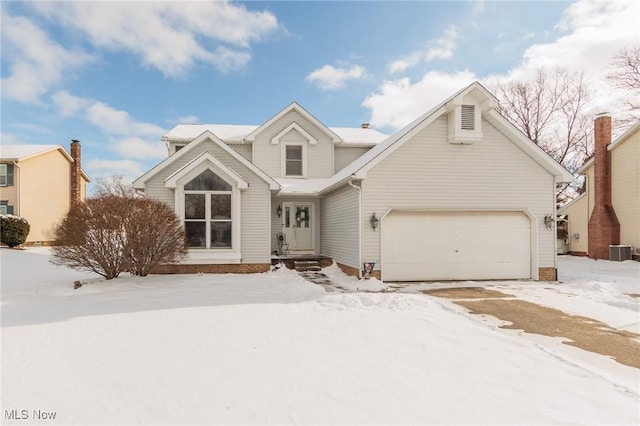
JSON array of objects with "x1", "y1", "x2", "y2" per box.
[
  {"x1": 318, "y1": 81, "x2": 573, "y2": 195},
  {"x1": 0, "y1": 144, "x2": 69, "y2": 161},
  {"x1": 165, "y1": 152, "x2": 249, "y2": 190},
  {"x1": 245, "y1": 102, "x2": 343, "y2": 144},
  {"x1": 163, "y1": 123, "x2": 387, "y2": 146},
  {"x1": 133, "y1": 130, "x2": 280, "y2": 190},
  {"x1": 0, "y1": 144, "x2": 91, "y2": 182},
  {"x1": 578, "y1": 121, "x2": 640, "y2": 174}
]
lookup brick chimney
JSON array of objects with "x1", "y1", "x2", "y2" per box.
[
  {"x1": 70, "y1": 140, "x2": 82, "y2": 208},
  {"x1": 587, "y1": 114, "x2": 620, "y2": 259}
]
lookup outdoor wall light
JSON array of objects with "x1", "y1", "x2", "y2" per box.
[
  {"x1": 370, "y1": 213, "x2": 379, "y2": 230},
  {"x1": 277, "y1": 205, "x2": 282, "y2": 217},
  {"x1": 544, "y1": 214, "x2": 554, "y2": 230}
]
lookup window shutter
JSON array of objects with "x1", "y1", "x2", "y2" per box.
[
  {"x1": 7, "y1": 164, "x2": 14, "y2": 186},
  {"x1": 461, "y1": 105, "x2": 475, "y2": 130}
]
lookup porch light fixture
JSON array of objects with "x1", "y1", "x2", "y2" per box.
[
  {"x1": 370, "y1": 213, "x2": 379, "y2": 231},
  {"x1": 544, "y1": 214, "x2": 554, "y2": 231},
  {"x1": 277, "y1": 205, "x2": 282, "y2": 217}
]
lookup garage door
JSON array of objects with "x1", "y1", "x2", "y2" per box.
[{"x1": 382, "y1": 211, "x2": 531, "y2": 281}]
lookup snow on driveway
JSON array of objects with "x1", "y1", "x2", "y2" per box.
[{"x1": 1, "y1": 248, "x2": 639, "y2": 425}]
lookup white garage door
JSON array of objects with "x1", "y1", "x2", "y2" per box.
[{"x1": 382, "y1": 211, "x2": 531, "y2": 281}]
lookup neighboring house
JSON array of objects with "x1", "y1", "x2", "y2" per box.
[
  {"x1": 0, "y1": 141, "x2": 90, "y2": 245},
  {"x1": 134, "y1": 82, "x2": 572, "y2": 281},
  {"x1": 559, "y1": 116, "x2": 640, "y2": 260}
]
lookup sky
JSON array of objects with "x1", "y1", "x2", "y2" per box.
[{"x1": 1, "y1": 0, "x2": 639, "y2": 191}]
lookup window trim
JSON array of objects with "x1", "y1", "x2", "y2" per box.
[
  {"x1": 0, "y1": 164, "x2": 7, "y2": 186},
  {"x1": 173, "y1": 162, "x2": 242, "y2": 261},
  {"x1": 282, "y1": 141, "x2": 307, "y2": 178}
]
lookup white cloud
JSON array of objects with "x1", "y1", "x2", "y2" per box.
[
  {"x1": 363, "y1": 70, "x2": 476, "y2": 130},
  {"x1": 85, "y1": 159, "x2": 145, "y2": 182},
  {"x1": 113, "y1": 137, "x2": 166, "y2": 160},
  {"x1": 0, "y1": 13, "x2": 92, "y2": 104},
  {"x1": 306, "y1": 64, "x2": 365, "y2": 90},
  {"x1": 51, "y1": 91, "x2": 166, "y2": 160},
  {"x1": 389, "y1": 53, "x2": 422, "y2": 75},
  {"x1": 0, "y1": 133, "x2": 23, "y2": 145},
  {"x1": 177, "y1": 115, "x2": 200, "y2": 125},
  {"x1": 367, "y1": 0, "x2": 639, "y2": 130},
  {"x1": 389, "y1": 25, "x2": 459, "y2": 74},
  {"x1": 425, "y1": 26, "x2": 459, "y2": 61},
  {"x1": 29, "y1": 1, "x2": 279, "y2": 77}
]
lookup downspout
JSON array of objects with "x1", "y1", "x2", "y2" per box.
[{"x1": 348, "y1": 177, "x2": 363, "y2": 278}]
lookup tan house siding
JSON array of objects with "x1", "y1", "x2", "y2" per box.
[
  {"x1": 251, "y1": 110, "x2": 335, "y2": 179},
  {"x1": 361, "y1": 115, "x2": 556, "y2": 276},
  {"x1": 321, "y1": 185, "x2": 360, "y2": 270},
  {"x1": 610, "y1": 130, "x2": 640, "y2": 250},
  {"x1": 19, "y1": 150, "x2": 72, "y2": 242},
  {"x1": 564, "y1": 124, "x2": 640, "y2": 256},
  {"x1": 559, "y1": 194, "x2": 589, "y2": 255},
  {"x1": 334, "y1": 146, "x2": 370, "y2": 173}
]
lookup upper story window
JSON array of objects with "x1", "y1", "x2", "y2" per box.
[
  {"x1": 0, "y1": 164, "x2": 8, "y2": 186},
  {"x1": 284, "y1": 143, "x2": 305, "y2": 177},
  {"x1": 183, "y1": 169, "x2": 233, "y2": 249}
]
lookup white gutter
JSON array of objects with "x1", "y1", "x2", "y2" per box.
[{"x1": 348, "y1": 176, "x2": 363, "y2": 279}]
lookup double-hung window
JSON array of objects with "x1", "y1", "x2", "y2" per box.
[
  {"x1": 183, "y1": 170, "x2": 233, "y2": 249},
  {"x1": 0, "y1": 164, "x2": 7, "y2": 186},
  {"x1": 285, "y1": 144, "x2": 304, "y2": 177}
]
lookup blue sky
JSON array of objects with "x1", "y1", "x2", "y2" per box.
[{"x1": 1, "y1": 1, "x2": 638, "y2": 190}]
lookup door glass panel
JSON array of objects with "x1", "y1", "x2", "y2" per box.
[
  {"x1": 185, "y1": 194, "x2": 205, "y2": 219},
  {"x1": 185, "y1": 222, "x2": 206, "y2": 248},
  {"x1": 285, "y1": 207, "x2": 290, "y2": 227},
  {"x1": 303, "y1": 207, "x2": 310, "y2": 228},
  {"x1": 210, "y1": 194, "x2": 231, "y2": 219}
]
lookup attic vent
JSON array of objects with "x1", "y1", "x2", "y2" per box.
[{"x1": 461, "y1": 105, "x2": 475, "y2": 130}]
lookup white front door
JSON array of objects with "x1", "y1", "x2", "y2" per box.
[{"x1": 282, "y1": 202, "x2": 314, "y2": 253}]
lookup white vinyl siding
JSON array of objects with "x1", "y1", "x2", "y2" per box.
[
  {"x1": 334, "y1": 146, "x2": 371, "y2": 173},
  {"x1": 252, "y1": 110, "x2": 334, "y2": 179},
  {"x1": 229, "y1": 144, "x2": 252, "y2": 162},
  {"x1": 144, "y1": 139, "x2": 271, "y2": 263},
  {"x1": 321, "y1": 185, "x2": 360, "y2": 269},
  {"x1": 362, "y1": 115, "x2": 555, "y2": 276}
]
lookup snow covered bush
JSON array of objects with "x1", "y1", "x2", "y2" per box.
[
  {"x1": 0, "y1": 214, "x2": 30, "y2": 248},
  {"x1": 51, "y1": 195, "x2": 186, "y2": 279}
]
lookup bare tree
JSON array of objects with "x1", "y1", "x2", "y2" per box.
[
  {"x1": 606, "y1": 46, "x2": 640, "y2": 126},
  {"x1": 52, "y1": 195, "x2": 186, "y2": 279},
  {"x1": 93, "y1": 175, "x2": 138, "y2": 198},
  {"x1": 490, "y1": 67, "x2": 593, "y2": 205}
]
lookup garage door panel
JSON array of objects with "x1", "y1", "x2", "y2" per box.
[{"x1": 382, "y1": 211, "x2": 531, "y2": 281}]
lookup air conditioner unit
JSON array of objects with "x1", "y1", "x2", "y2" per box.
[{"x1": 609, "y1": 245, "x2": 632, "y2": 261}]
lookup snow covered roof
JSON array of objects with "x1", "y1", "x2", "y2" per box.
[
  {"x1": 163, "y1": 124, "x2": 387, "y2": 146},
  {"x1": 275, "y1": 178, "x2": 331, "y2": 195},
  {"x1": 0, "y1": 144, "x2": 66, "y2": 161}
]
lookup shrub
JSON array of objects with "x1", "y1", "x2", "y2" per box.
[
  {"x1": 0, "y1": 215, "x2": 30, "y2": 248},
  {"x1": 51, "y1": 195, "x2": 186, "y2": 279}
]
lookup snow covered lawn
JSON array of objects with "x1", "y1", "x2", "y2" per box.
[{"x1": 1, "y1": 248, "x2": 639, "y2": 425}]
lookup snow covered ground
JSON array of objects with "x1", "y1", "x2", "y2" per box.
[{"x1": 1, "y1": 248, "x2": 639, "y2": 425}]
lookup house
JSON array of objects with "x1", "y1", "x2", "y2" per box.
[
  {"x1": 559, "y1": 116, "x2": 640, "y2": 260},
  {"x1": 134, "y1": 82, "x2": 573, "y2": 281},
  {"x1": 0, "y1": 141, "x2": 90, "y2": 245}
]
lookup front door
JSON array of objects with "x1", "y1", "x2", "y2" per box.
[{"x1": 282, "y1": 202, "x2": 314, "y2": 253}]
